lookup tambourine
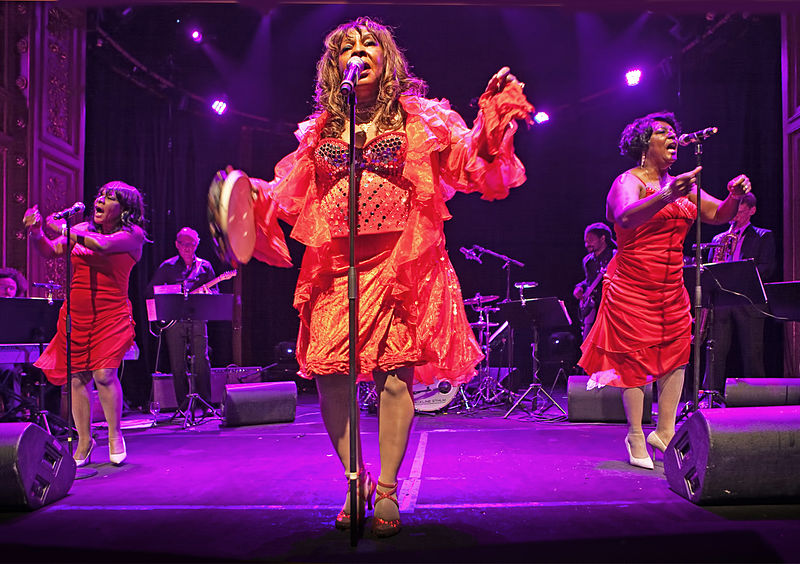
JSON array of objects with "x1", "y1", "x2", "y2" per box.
[{"x1": 207, "y1": 169, "x2": 256, "y2": 267}]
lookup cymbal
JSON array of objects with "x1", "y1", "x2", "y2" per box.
[
  {"x1": 470, "y1": 321, "x2": 500, "y2": 328},
  {"x1": 471, "y1": 306, "x2": 500, "y2": 313},
  {"x1": 463, "y1": 294, "x2": 499, "y2": 306}
]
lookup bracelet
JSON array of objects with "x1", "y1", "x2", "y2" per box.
[{"x1": 61, "y1": 226, "x2": 67, "y2": 238}]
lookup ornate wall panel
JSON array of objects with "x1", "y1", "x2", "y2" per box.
[
  {"x1": 781, "y1": 13, "x2": 800, "y2": 377},
  {"x1": 26, "y1": 4, "x2": 85, "y2": 296},
  {"x1": 0, "y1": 3, "x2": 33, "y2": 277}
]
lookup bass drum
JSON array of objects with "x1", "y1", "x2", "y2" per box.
[
  {"x1": 412, "y1": 379, "x2": 460, "y2": 413},
  {"x1": 207, "y1": 169, "x2": 256, "y2": 267}
]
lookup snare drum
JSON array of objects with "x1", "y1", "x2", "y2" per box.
[{"x1": 207, "y1": 169, "x2": 256, "y2": 267}]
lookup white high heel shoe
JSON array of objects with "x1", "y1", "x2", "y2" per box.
[
  {"x1": 74, "y1": 439, "x2": 96, "y2": 468},
  {"x1": 625, "y1": 435, "x2": 654, "y2": 470},
  {"x1": 109, "y1": 437, "x2": 127, "y2": 466},
  {"x1": 646, "y1": 431, "x2": 669, "y2": 453}
]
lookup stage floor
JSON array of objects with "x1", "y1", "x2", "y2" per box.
[{"x1": 1, "y1": 389, "x2": 799, "y2": 563}]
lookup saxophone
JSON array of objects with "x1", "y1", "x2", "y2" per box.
[{"x1": 709, "y1": 230, "x2": 739, "y2": 263}]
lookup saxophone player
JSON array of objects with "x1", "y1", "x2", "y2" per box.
[{"x1": 704, "y1": 192, "x2": 777, "y2": 394}]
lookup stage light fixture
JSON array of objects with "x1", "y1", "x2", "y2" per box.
[
  {"x1": 190, "y1": 29, "x2": 203, "y2": 44},
  {"x1": 625, "y1": 69, "x2": 642, "y2": 86},
  {"x1": 534, "y1": 111, "x2": 550, "y2": 124},
  {"x1": 211, "y1": 98, "x2": 228, "y2": 115}
]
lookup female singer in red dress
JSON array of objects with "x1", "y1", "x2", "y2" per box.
[
  {"x1": 578, "y1": 112, "x2": 751, "y2": 469},
  {"x1": 231, "y1": 17, "x2": 532, "y2": 536},
  {"x1": 23, "y1": 182, "x2": 148, "y2": 467}
]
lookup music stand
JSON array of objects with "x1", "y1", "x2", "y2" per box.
[
  {"x1": 0, "y1": 298, "x2": 66, "y2": 434},
  {"x1": 153, "y1": 293, "x2": 233, "y2": 428},
  {"x1": 498, "y1": 297, "x2": 571, "y2": 418},
  {"x1": 681, "y1": 259, "x2": 767, "y2": 415}
]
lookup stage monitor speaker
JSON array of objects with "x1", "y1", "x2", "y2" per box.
[
  {"x1": 211, "y1": 366, "x2": 262, "y2": 404},
  {"x1": 665, "y1": 406, "x2": 800, "y2": 504},
  {"x1": 222, "y1": 381, "x2": 297, "y2": 427},
  {"x1": 567, "y1": 375, "x2": 652, "y2": 423},
  {"x1": 0, "y1": 423, "x2": 75, "y2": 510},
  {"x1": 151, "y1": 372, "x2": 179, "y2": 411},
  {"x1": 724, "y1": 378, "x2": 800, "y2": 407}
]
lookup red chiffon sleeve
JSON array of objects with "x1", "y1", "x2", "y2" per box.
[{"x1": 403, "y1": 81, "x2": 533, "y2": 203}]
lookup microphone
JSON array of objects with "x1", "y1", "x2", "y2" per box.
[
  {"x1": 678, "y1": 127, "x2": 718, "y2": 146},
  {"x1": 459, "y1": 246, "x2": 482, "y2": 264},
  {"x1": 52, "y1": 202, "x2": 85, "y2": 220},
  {"x1": 340, "y1": 57, "x2": 365, "y2": 95}
]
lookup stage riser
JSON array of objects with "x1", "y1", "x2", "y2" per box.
[
  {"x1": 222, "y1": 382, "x2": 297, "y2": 427},
  {"x1": 665, "y1": 406, "x2": 800, "y2": 504},
  {"x1": 724, "y1": 378, "x2": 800, "y2": 407},
  {"x1": 0, "y1": 423, "x2": 75, "y2": 510},
  {"x1": 567, "y1": 376, "x2": 653, "y2": 423}
]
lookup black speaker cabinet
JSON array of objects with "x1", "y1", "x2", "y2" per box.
[
  {"x1": 151, "y1": 372, "x2": 179, "y2": 411},
  {"x1": 222, "y1": 381, "x2": 297, "y2": 427},
  {"x1": 724, "y1": 378, "x2": 800, "y2": 407},
  {"x1": 0, "y1": 423, "x2": 75, "y2": 510},
  {"x1": 567, "y1": 375, "x2": 652, "y2": 423},
  {"x1": 665, "y1": 406, "x2": 800, "y2": 504},
  {"x1": 211, "y1": 366, "x2": 263, "y2": 404}
]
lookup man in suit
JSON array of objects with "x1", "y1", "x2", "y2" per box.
[{"x1": 703, "y1": 193, "x2": 777, "y2": 394}]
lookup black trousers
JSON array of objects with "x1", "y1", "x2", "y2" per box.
[
  {"x1": 703, "y1": 305, "x2": 766, "y2": 393},
  {"x1": 164, "y1": 321, "x2": 212, "y2": 408}
]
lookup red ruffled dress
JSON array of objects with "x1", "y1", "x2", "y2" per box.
[
  {"x1": 578, "y1": 181, "x2": 697, "y2": 388},
  {"x1": 250, "y1": 85, "x2": 533, "y2": 385},
  {"x1": 34, "y1": 245, "x2": 137, "y2": 385}
]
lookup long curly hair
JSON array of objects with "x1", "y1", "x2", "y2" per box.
[
  {"x1": 314, "y1": 17, "x2": 427, "y2": 138},
  {"x1": 90, "y1": 181, "x2": 148, "y2": 235},
  {"x1": 618, "y1": 111, "x2": 681, "y2": 162}
]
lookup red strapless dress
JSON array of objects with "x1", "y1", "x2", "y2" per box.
[
  {"x1": 35, "y1": 245, "x2": 137, "y2": 385},
  {"x1": 578, "y1": 186, "x2": 697, "y2": 388}
]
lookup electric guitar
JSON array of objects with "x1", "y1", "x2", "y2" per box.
[
  {"x1": 578, "y1": 267, "x2": 606, "y2": 320},
  {"x1": 190, "y1": 269, "x2": 236, "y2": 294}
]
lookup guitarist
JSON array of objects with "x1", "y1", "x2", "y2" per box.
[
  {"x1": 148, "y1": 227, "x2": 217, "y2": 411},
  {"x1": 573, "y1": 222, "x2": 617, "y2": 341}
]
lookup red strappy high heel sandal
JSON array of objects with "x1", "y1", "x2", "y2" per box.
[
  {"x1": 335, "y1": 470, "x2": 375, "y2": 530},
  {"x1": 372, "y1": 480, "x2": 401, "y2": 538}
]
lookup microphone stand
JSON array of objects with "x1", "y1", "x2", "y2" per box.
[
  {"x1": 346, "y1": 87, "x2": 360, "y2": 546},
  {"x1": 472, "y1": 245, "x2": 525, "y2": 303},
  {"x1": 64, "y1": 218, "x2": 97, "y2": 479}
]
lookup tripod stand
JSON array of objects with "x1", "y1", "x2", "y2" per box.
[
  {"x1": 153, "y1": 293, "x2": 233, "y2": 428},
  {"x1": 499, "y1": 297, "x2": 571, "y2": 419}
]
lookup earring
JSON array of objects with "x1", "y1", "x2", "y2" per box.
[{"x1": 640, "y1": 153, "x2": 646, "y2": 168}]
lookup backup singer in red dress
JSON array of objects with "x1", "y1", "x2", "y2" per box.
[
  {"x1": 578, "y1": 112, "x2": 751, "y2": 469},
  {"x1": 23, "y1": 182, "x2": 148, "y2": 467},
  {"x1": 230, "y1": 17, "x2": 532, "y2": 536}
]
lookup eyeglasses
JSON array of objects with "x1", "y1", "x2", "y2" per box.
[{"x1": 176, "y1": 241, "x2": 197, "y2": 249}]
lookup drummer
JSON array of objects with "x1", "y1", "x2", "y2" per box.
[{"x1": 147, "y1": 227, "x2": 216, "y2": 412}]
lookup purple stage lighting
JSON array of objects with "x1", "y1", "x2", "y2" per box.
[
  {"x1": 211, "y1": 99, "x2": 227, "y2": 115},
  {"x1": 534, "y1": 111, "x2": 550, "y2": 124},
  {"x1": 190, "y1": 29, "x2": 203, "y2": 44},
  {"x1": 625, "y1": 69, "x2": 642, "y2": 86}
]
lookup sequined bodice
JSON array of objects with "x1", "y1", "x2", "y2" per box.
[{"x1": 316, "y1": 132, "x2": 411, "y2": 237}]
